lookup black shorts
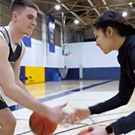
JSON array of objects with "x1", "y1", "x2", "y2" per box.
[{"x1": 0, "y1": 95, "x2": 8, "y2": 109}]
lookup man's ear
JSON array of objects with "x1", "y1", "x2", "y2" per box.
[
  {"x1": 12, "y1": 12, "x2": 18, "y2": 22},
  {"x1": 106, "y1": 26, "x2": 113, "y2": 37}
]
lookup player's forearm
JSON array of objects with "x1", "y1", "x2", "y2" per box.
[
  {"x1": 4, "y1": 84, "x2": 51, "y2": 118},
  {"x1": 16, "y1": 80, "x2": 30, "y2": 94},
  {"x1": 111, "y1": 111, "x2": 135, "y2": 134},
  {"x1": 89, "y1": 94, "x2": 128, "y2": 115}
]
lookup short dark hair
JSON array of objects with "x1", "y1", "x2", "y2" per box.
[
  {"x1": 93, "y1": 10, "x2": 135, "y2": 36},
  {"x1": 10, "y1": 0, "x2": 39, "y2": 14}
]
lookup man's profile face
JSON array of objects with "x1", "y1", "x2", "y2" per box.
[{"x1": 13, "y1": 7, "x2": 37, "y2": 36}]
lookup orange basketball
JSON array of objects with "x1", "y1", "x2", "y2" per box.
[
  {"x1": 79, "y1": 128, "x2": 93, "y2": 135},
  {"x1": 29, "y1": 112, "x2": 57, "y2": 135}
]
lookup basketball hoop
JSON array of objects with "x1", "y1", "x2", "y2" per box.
[{"x1": 64, "y1": 52, "x2": 71, "y2": 56}]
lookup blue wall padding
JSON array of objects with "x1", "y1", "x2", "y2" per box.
[
  {"x1": 45, "y1": 68, "x2": 59, "y2": 82},
  {"x1": 83, "y1": 67, "x2": 120, "y2": 80},
  {"x1": 20, "y1": 66, "x2": 120, "y2": 83},
  {"x1": 20, "y1": 66, "x2": 25, "y2": 83},
  {"x1": 65, "y1": 68, "x2": 79, "y2": 80}
]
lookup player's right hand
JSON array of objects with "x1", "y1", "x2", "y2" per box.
[
  {"x1": 48, "y1": 103, "x2": 70, "y2": 123},
  {"x1": 68, "y1": 108, "x2": 91, "y2": 124}
]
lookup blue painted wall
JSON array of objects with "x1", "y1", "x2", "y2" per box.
[{"x1": 83, "y1": 67, "x2": 120, "y2": 80}]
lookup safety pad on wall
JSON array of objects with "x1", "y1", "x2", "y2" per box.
[{"x1": 25, "y1": 66, "x2": 45, "y2": 84}]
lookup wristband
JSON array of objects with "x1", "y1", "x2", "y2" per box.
[{"x1": 106, "y1": 125, "x2": 115, "y2": 135}]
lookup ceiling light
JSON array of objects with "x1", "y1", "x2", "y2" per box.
[
  {"x1": 54, "y1": 4, "x2": 61, "y2": 10},
  {"x1": 122, "y1": 11, "x2": 127, "y2": 17},
  {"x1": 128, "y1": 2, "x2": 133, "y2": 6},
  {"x1": 74, "y1": 19, "x2": 79, "y2": 24}
]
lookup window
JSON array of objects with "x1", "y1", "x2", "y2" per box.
[
  {"x1": 55, "y1": 23, "x2": 61, "y2": 47},
  {"x1": 0, "y1": 3, "x2": 10, "y2": 26}
]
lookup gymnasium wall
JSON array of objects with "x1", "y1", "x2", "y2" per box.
[{"x1": 63, "y1": 42, "x2": 120, "y2": 80}]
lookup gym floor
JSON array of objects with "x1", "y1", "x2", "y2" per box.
[{"x1": 2, "y1": 80, "x2": 135, "y2": 135}]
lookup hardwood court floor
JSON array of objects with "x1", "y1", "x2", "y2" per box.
[{"x1": 2, "y1": 80, "x2": 134, "y2": 135}]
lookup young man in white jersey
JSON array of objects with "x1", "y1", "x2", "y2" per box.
[{"x1": 0, "y1": 0, "x2": 69, "y2": 134}]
